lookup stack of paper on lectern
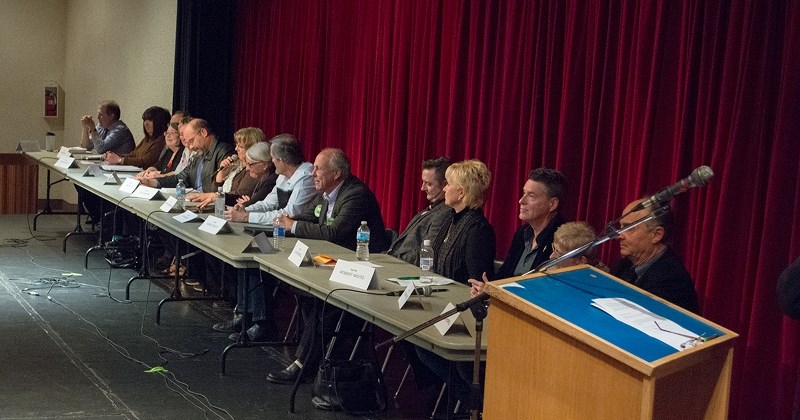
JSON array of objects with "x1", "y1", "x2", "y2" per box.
[{"x1": 591, "y1": 298, "x2": 699, "y2": 351}]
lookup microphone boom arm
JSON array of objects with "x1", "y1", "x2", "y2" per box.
[{"x1": 528, "y1": 205, "x2": 671, "y2": 274}]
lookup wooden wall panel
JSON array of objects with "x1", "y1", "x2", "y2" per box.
[{"x1": 0, "y1": 154, "x2": 38, "y2": 214}]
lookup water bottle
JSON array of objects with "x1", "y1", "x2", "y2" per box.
[
  {"x1": 175, "y1": 179, "x2": 186, "y2": 210},
  {"x1": 272, "y1": 211, "x2": 286, "y2": 251},
  {"x1": 419, "y1": 239, "x2": 434, "y2": 283},
  {"x1": 356, "y1": 221, "x2": 370, "y2": 261},
  {"x1": 214, "y1": 187, "x2": 225, "y2": 217}
]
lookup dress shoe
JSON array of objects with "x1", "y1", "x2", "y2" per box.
[
  {"x1": 212, "y1": 300, "x2": 235, "y2": 310},
  {"x1": 227, "y1": 323, "x2": 277, "y2": 341},
  {"x1": 267, "y1": 362, "x2": 301, "y2": 384},
  {"x1": 212, "y1": 314, "x2": 242, "y2": 333},
  {"x1": 311, "y1": 396, "x2": 337, "y2": 411}
]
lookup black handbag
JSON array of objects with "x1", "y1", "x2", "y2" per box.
[{"x1": 312, "y1": 358, "x2": 388, "y2": 414}]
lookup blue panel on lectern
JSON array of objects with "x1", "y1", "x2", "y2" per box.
[{"x1": 502, "y1": 267, "x2": 723, "y2": 362}]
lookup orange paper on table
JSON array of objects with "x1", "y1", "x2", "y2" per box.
[{"x1": 312, "y1": 254, "x2": 337, "y2": 266}]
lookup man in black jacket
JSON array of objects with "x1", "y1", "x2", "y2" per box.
[
  {"x1": 387, "y1": 156, "x2": 452, "y2": 265},
  {"x1": 469, "y1": 167, "x2": 566, "y2": 298},
  {"x1": 269, "y1": 148, "x2": 389, "y2": 406},
  {"x1": 611, "y1": 199, "x2": 699, "y2": 313},
  {"x1": 496, "y1": 168, "x2": 567, "y2": 279}
]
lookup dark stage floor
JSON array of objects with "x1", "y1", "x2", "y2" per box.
[{"x1": 0, "y1": 214, "x2": 446, "y2": 419}]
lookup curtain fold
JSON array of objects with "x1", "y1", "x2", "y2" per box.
[{"x1": 230, "y1": 1, "x2": 800, "y2": 417}]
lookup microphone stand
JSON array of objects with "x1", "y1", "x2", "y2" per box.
[{"x1": 376, "y1": 205, "x2": 671, "y2": 419}]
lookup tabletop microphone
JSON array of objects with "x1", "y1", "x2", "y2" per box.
[
  {"x1": 632, "y1": 166, "x2": 714, "y2": 211},
  {"x1": 213, "y1": 154, "x2": 238, "y2": 175},
  {"x1": 385, "y1": 286, "x2": 445, "y2": 297}
]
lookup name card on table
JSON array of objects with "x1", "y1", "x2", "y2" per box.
[
  {"x1": 250, "y1": 232, "x2": 276, "y2": 254},
  {"x1": 397, "y1": 282, "x2": 418, "y2": 309},
  {"x1": 434, "y1": 302, "x2": 462, "y2": 335},
  {"x1": 119, "y1": 177, "x2": 140, "y2": 194},
  {"x1": 329, "y1": 260, "x2": 378, "y2": 290},
  {"x1": 57, "y1": 146, "x2": 72, "y2": 158},
  {"x1": 288, "y1": 240, "x2": 311, "y2": 267},
  {"x1": 103, "y1": 172, "x2": 123, "y2": 185},
  {"x1": 130, "y1": 185, "x2": 164, "y2": 200},
  {"x1": 160, "y1": 196, "x2": 179, "y2": 212},
  {"x1": 173, "y1": 211, "x2": 201, "y2": 223},
  {"x1": 198, "y1": 215, "x2": 232, "y2": 234},
  {"x1": 53, "y1": 156, "x2": 79, "y2": 170},
  {"x1": 16, "y1": 141, "x2": 40, "y2": 152},
  {"x1": 83, "y1": 164, "x2": 105, "y2": 177}
]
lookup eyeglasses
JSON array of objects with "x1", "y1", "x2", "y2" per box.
[
  {"x1": 247, "y1": 160, "x2": 267, "y2": 168},
  {"x1": 551, "y1": 246, "x2": 564, "y2": 258},
  {"x1": 164, "y1": 131, "x2": 179, "y2": 137},
  {"x1": 654, "y1": 321, "x2": 717, "y2": 349}
]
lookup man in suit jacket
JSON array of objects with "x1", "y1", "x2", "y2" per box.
[
  {"x1": 388, "y1": 156, "x2": 452, "y2": 265},
  {"x1": 269, "y1": 148, "x2": 389, "y2": 397},
  {"x1": 611, "y1": 199, "x2": 699, "y2": 312},
  {"x1": 140, "y1": 118, "x2": 233, "y2": 194},
  {"x1": 284, "y1": 148, "x2": 389, "y2": 252}
]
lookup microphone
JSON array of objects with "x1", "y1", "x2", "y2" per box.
[
  {"x1": 632, "y1": 166, "x2": 714, "y2": 211},
  {"x1": 213, "y1": 154, "x2": 238, "y2": 175},
  {"x1": 385, "y1": 286, "x2": 446, "y2": 297}
]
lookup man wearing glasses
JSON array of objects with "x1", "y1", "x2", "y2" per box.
[{"x1": 612, "y1": 199, "x2": 699, "y2": 313}]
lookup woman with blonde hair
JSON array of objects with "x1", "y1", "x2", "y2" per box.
[
  {"x1": 431, "y1": 159, "x2": 496, "y2": 283},
  {"x1": 185, "y1": 127, "x2": 275, "y2": 208},
  {"x1": 416, "y1": 159, "x2": 496, "y2": 408}
]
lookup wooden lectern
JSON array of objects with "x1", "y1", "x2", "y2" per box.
[{"x1": 483, "y1": 265, "x2": 737, "y2": 419}]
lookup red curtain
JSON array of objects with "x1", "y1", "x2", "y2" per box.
[{"x1": 232, "y1": 1, "x2": 800, "y2": 417}]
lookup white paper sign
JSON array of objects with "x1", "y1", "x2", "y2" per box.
[
  {"x1": 329, "y1": 259, "x2": 378, "y2": 290},
  {"x1": 57, "y1": 146, "x2": 72, "y2": 158},
  {"x1": 53, "y1": 156, "x2": 78, "y2": 169},
  {"x1": 397, "y1": 282, "x2": 417, "y2": 309},
  {"x1": 288, "y1": 240, "x2": 311, "y2": 267},
  {"x1": 173, "y1": 211, "x2": 200, "y2": 223},
  {"x1": 434, "y1": 302, "x2": 461, "y2": 335},
  {"x1": 160, "y1": 196, "x2": 178, "y2": 212},
  {"x1": 198, "y1": 215, "x2": 231, "y2": 234},
  {"x1": 130, "y1": 185, "x2": 163, "y2": 200},
  {"x1": 119, "y1": 177, "x2": 140, "y2": 194}
]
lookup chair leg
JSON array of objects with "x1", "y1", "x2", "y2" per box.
[
  {"x1": 283, "y1": 299, "x2": 299, "y2": 342},
  {"x1": 348, "y1": 320, "x2": 370, "y2": 360},
  {"x1": 394, "y1": 363, "x2": 412, "y2": 398},
  {"x1": 430, "y1": 383, "x2": 447, "y2": 419},
  {"x1": 380, "y1": 344, "x2": 394, "y2": 374}
]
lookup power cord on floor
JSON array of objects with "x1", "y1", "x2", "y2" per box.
[{"x1": 30, "y1": 293, "x2": 233, "y2": 420}]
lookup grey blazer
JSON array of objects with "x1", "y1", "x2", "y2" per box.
[
  {"x1": 159, "y1": 139, "x2": 234, "y2": 192},
  {"x1": 387, "y1": 200, "x2": 449, "y2": 265}
]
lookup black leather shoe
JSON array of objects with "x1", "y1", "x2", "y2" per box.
[
  {"x1": 311, "y1": 396, "x2": 337, "y2": 411},
  {"x1": 267, "y1": 362, "x2": 301, "y2": 384},
  {"x1": 212, "y1": 314, "x2": 242, "y2": 333},
  {"x1": 245, "y1": 323, "x2": 277, "y2": 341},
  {"x1": 212, "y1": 300, "x2": 235, "y2": 310}
]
